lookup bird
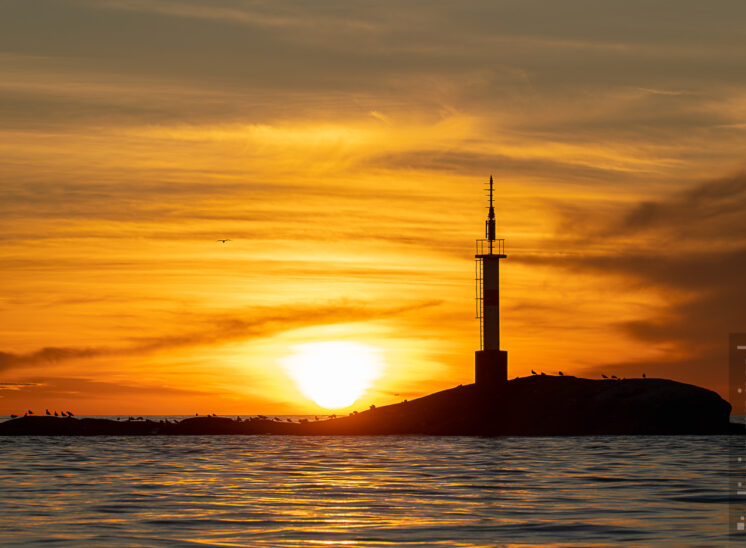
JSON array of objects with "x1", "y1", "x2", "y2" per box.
[
  {"x1": 66, "y1": 411, "x2": 74, "y2": 417},
  {"x1": 54, "y1": 411, "x2": 59, "y2": 416},
  {"x1": 217, "y1": 239, "x2": 231, "y2": 244},
  {"x1": 540, "y1": 372, "x2": 546, "y2": 376},
  {"x1": 558, "y1": 371, "x2": 564, "y2": 376},
  {"x1": 9, "y1": 414, "x2": 17, "y2": 418},
  {"x1": 531, "y1": 369, "x2": 537, "y2": 375},
  {"x1": 611, "y1": 375, "x2": 618, "y2": 379},
  {"x1": 642, "y1": 373, "x2": 646, "y2": 378},
  {"x1": 602, "y1": 374, "x2": 608, "y2": 379},
  {"x1": 27, "y1": 409, "x2": 34, "y2": 415},
  {"x1": 46, "y1": 409, "x2": 51, "y2": 415}
]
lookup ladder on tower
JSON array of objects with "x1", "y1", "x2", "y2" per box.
[{"x1": 475, "y1": 257, "x2": 484, "y2": 350}]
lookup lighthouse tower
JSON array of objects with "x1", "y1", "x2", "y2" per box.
[{"x1": 475, "y1": 175, "x2": 508, "y2": 387}]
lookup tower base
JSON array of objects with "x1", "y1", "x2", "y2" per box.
[{"x1": 475, "y1": 349, "x2": 508, "y2": 387}]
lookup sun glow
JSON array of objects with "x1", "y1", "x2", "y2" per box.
[{"x1": 280, "y1": 341, "x2": 385, "y2": 409}]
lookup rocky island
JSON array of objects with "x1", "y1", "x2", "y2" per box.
[{"x1": 1, "y1": 375, "x2": 741, "y2": 436}]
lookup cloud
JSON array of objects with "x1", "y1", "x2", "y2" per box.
[
  {"x1": 0, "y1": 347, "x2": 102, "y2": 371},
  {"x1": 0, "y1": 382, "x2": 41, "y2": 391},
  {"x1": 513, "y1": 173, "x2": 746, "y2": 386},
  {"x1": 367, "y1": 149, "x2": 645, "y2": 182},
  {"x1": 0, "y1": 377, "x2": 213, "y2": 399},
  {"x1": 610, "y1": 172, "x2": 746, "y2": 240},
  {"x1": 0, "y1": 299, "x2": 441, "y2": 372}
]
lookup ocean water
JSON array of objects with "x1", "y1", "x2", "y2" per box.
[{"x1": 0, "y1": 434, "x2": 733, "y2": 547}]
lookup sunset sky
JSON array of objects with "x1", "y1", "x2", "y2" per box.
[{"x1": 1, "y1": 0, "x2": 745, "y2": 414}]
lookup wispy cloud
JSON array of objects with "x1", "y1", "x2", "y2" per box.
[
  {"x1": 0, "y1": 300, "x2": 441, "y2": 373},
  {"x1": 513, "y1": 173, "x2": 746, "y2": 389}
]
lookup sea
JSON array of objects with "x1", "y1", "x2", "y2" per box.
[{"x1": 0, "y1": 416, "x2": 741, "y2": 547}]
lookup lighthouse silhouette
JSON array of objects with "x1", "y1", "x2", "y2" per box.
[{"x1": 475, "y1": 175, "x2": 508, "y2": 386}]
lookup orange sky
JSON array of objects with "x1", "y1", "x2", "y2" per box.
[{"x1": 1, "y1": 1, "x2": 745, "y2": 414}]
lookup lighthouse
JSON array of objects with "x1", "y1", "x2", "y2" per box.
[{"x1": 475, "y1": 175, "x2": 508, "y2": 387}]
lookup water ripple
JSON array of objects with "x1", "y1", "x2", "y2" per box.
[{"x1": 0, "y1": 435, "x2": 731, "y2": 547}]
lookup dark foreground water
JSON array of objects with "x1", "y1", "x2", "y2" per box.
[{"x1": 0, "y1": 435, "x2": 732, "y2": 547}]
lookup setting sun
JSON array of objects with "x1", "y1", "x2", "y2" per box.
[{"x1": 280, "y1": 342, "x2": 385, "y2": 409}]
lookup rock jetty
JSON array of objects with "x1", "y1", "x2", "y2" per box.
[{"x1": 1, "y1": 376, "x2": 740, "y2": 436}]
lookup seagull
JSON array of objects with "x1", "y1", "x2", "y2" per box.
[
  {"x1": 54, "y1": 411, "x2": 59, "y2": 416},
  {"x1": 531, "y1": 369, "x2": 537, "y2": 375},
  {"x1": 558, "y1": 371, "x2": 564, "y2": 376},
  {"x1": 642, "y1": 373, "x2": 646, "y2": 378},
  {"x1": 46, "y1": 409, "x2": 51, "y2": 415},
  {"x1": 27, "y1": 409, "x2": 34, "y2": 415},
  {"x1": 10, "y1": 414, "x2": 17, "y2": 418},
  {"x1": 611, "y1": 375, "x2": 618, "y2": 379},
  {"x1": 602, "y1": 374, "x2": 608, "y2": 379},
  {"x1": 540, "y1": 372, "x2": 546, "y2": 376},
  {"x1": 66, "y1": 411, "x2": 74, "y2": 417},
  {"x1": 217, "y1": 239, "x2": 231, "y2": 244}
]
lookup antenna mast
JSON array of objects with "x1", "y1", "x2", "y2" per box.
[{"x1": 486, "y1": 175, "x2": 496, "y2": 254}]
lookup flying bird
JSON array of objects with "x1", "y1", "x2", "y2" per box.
[
  {"x1": 217, "y1": 239, "x2": 231, "y2": 243},
  {"x1": 602, "y1": 374, "x2": 608, "y2": 379}
]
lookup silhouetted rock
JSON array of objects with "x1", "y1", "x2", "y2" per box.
[
  {"x1": 1, "y1": 376, "x2": 740, "y2": 436},
  {"x1": 303, "y1": 376, "x2": 738, "y2": 435}
]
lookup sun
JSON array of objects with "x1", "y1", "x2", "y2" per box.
[{"x1": 280, "y1": 341, "x2": 384, "y2": 409}]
